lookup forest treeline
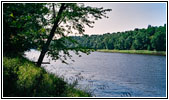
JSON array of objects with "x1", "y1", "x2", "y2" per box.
[{"x1": 68, "y1": 24, "x2": 166, "y2": 51}]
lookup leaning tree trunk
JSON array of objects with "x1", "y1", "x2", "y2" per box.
[{"x1": 37, "y1": 3, "x2": 66, "y2": 66}]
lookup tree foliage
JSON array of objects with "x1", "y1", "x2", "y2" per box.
[
  {"x1": 3, "y1": 3, "x2": 49, "y2": 54},
  {"x1": 3, "y1": 3, "x2": 48, "y2": 53},
  {"x1": 68, "y1": 24, "x2": 166, "y2": 51},
  {"x1": 3, "y1": 3, "x2": 112, "y2": 64}
]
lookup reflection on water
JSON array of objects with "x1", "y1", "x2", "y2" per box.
[{"x1": 24, "y1": 49, "x2": 166, "y2": 97}]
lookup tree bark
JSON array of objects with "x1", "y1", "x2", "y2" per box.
[{"x1": 37, "y1": 3, "x2": 66, "y2": 66}]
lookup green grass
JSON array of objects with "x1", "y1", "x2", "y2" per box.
[
  {"x1": 97, "y1": 49, "x2": 166, "y2": 56},
  {"x1": 3, "y1": 55, "x2": 91, "y2": 97}
]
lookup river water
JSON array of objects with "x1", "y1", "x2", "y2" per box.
[{"x1": 24, "y1": 49, "x2": 166, "y2": 97}]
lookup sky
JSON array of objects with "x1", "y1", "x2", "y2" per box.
[{"x1": 83, "y1": 3, "x2": 166, "y2": 35}]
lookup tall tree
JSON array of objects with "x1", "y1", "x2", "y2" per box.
[
  {"x1": 37, "y1": 3, "x2": 112, "y2": 66},
  {"x1": 37, "y1": 3, "x2": 67, "y2": 66},
  {"x1": 3, "y1": 3, "x2": 111, "y2": 66}
]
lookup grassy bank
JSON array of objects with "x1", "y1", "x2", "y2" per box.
[
  {"x1": 97, "y1": 49, "x2": 166, "y2": 56},
  {"x1": 3, "y1": 55, "x2": 91, "y2": 97}
]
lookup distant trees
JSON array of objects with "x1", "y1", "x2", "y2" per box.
[
  {"x1": 151, "y1": 25, "x2": 166, "y2": 51},
  {"x1": 69, "y1": 24, "x2": 166, "y2": 51}
]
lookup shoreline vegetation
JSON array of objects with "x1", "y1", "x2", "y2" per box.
[
  {"x1": 97, "y1": 49, "x2": 166, "y2": 56},
  {"x1": 3, "y1": 55, "x2": 91, "y2": 97},
  {"x1": 68, "y1": 25, "x2": 166, "y2": 52}
]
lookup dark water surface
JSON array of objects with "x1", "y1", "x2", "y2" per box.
[{"x1": 25, "y1": 49, "x2": 166, "y2": 97}]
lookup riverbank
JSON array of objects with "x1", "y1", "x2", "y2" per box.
[
  {"x1": 97, "y1": 49, "x2": 166, "y2": 56},
  {"x1": 3, "y1": 55, "x2": 91, "y2": 97}
]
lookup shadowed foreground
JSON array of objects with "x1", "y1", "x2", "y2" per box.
[{"x1": 3, "y1": 55, "x2": 91, "y2": 97}]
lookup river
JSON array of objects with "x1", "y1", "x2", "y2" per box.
[{"x1": 24, "y1": 49, "x2": 166, "y2": 97}]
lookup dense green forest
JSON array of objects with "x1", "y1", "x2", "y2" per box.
[{"x1": 68, "y1": 24, "x2": 166, "y2": 51}]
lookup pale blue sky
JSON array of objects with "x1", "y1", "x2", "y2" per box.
[{"x1": 84, "y1": 3, "x2": 166, "y2": 35}]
